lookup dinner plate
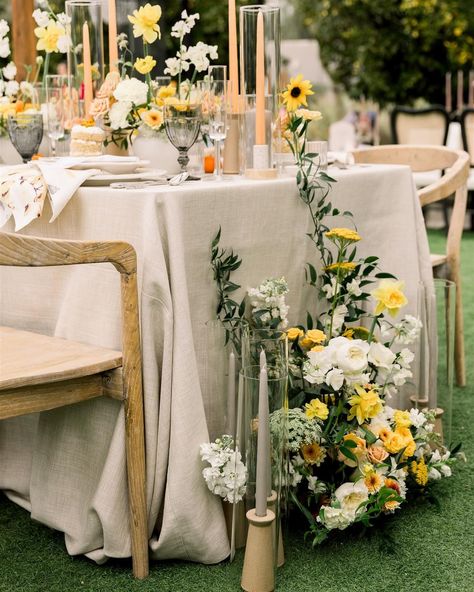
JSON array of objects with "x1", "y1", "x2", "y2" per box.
[
  {"x1": 71, "y1": 160, "x2": 151, "y2": 174},
  {"x1": 82, "y1": 168, "x2": 167, "y2": 186}
]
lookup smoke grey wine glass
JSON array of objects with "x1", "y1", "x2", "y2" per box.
[
  {"x1": 164, "y1": 104, "x2": 202, "y2": 173},
  {"x1": 7, "y1": 113, "x2": 44, "y2": 163}
]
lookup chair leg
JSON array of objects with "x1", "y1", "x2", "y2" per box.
[
  {"x1": 124, "y1": 392, "x2": 149, "y2": 578},
  {"x1": 450, "y1": 264, "x2": 466, "y2": 387}
]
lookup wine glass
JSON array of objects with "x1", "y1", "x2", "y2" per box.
[
  {"x1": 164, "y1": 102, "x2": 202, "y2": 174},
  {"x1": 46, "y1": 75, "x2": 71, "y2": 157},
  {"x1": 207, "y1": 66, "x2": 228, "y2": 180},
  {"x1": 7, "y1": 113, "x2": 44, "y2": 163}
]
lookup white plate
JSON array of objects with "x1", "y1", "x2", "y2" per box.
[
  {"x1": 71, "y1": 160, "x2": 150, "y2": 174},
  {"x1": 83, "y1": 168, "x2": 167, "y2": 186}
]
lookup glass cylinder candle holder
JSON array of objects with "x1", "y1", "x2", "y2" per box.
[
  {"x1": 65, "y1": 0, "x2": 105, "y2": 99},
  {"x1": 240, "y1": 5, "x2": 281, "y2": 178}
]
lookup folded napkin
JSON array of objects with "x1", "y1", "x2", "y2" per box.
[
  {"x1": 42, "y1": 155, "x2": 140, "y2": 169},
  {"x1": 0, "y1": 163, "x2": 100, "y2": 231}
]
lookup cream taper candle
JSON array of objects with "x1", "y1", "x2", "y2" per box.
[
  {"x1": 108, "y1": 0, "x2": 119, "y2": 73},
  {"x1": 82, "y1": 22, "x2": 93, "y2": 116}
]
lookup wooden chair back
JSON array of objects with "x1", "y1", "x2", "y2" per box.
[
  {"x1": 391, "y1": 106, "x2": 450, "y2": 146},
  {"x1": 460, "y1": 108, "x2": 474, "y2": 166}
]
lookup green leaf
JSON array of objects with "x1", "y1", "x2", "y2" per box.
[
  {"x1": 339, "y1": 445, "x2": 357, "y2": 462},
  {"x1": 307, "y1": 312, "x2": 313, "y2": 330},
  {"x1": 375, "y1": 272, "x2": 398, "y2": 279}
]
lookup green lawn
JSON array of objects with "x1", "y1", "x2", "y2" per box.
[{"x1": 1, "y1": 230, "x2": 473, "y2": 592}]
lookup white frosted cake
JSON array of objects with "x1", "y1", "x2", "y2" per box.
[{"x1": 70, "y1": 122, "x2": 105, "y2": 156}]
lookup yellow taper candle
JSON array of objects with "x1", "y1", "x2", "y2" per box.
[
  {"x1": 108, "y1": 0, "x2": 119, "y2": 73},
  {"x1": 255, "y1": 9, "x2": 265, "y2": 145},
  {"x1": 82, "y1": 22, "x2": 93, "y2": 116}
]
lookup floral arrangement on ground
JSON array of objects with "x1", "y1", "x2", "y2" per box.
[{"x1": 200, "y1": 76, "x2": 465, "y2": 546}]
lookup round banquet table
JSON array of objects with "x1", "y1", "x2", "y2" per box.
[{"x1": 0, "y1": 164, "x2": 434, "y2": 564}]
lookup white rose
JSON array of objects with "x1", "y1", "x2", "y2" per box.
[
  {"x1": 109, "y1": 100, "x2": 132, "y2": 130},
  {"x1": 57, "y1": 35, "x2": 71, "y2": 53},
  {"x1": 335, "y1": 480, "x2": 369, "y2": 515},
  {"x1": 2, "y1": 62, "x2": 16, "y2": 81},
  {"x1": 0, "y1": 37, "x2": 10, "y2": 59},
  {"x1": 334, "y1": 338, "x2": 369, "y2": 375},
  {"x1": 5, "y1": 80, "x2": 19, "y2": 97},
  {"x1": 0, "y1": 19, "x2": 10, "y2": 39},
  {"x1": 113, "y1": 78, "x2": 148, "y2": 105},
  {"x1": 325, "y1": 368, "x2": 344, "y2": 391},
  {"x1": 368, "y1": 342, "x2": 396, "y2": 369},
  {"x1": 319, "y1": 506, "x2": 353, "y2": 530},
  {"x1": 32, "y1": 9, "x2": 50, "y2": 27}
]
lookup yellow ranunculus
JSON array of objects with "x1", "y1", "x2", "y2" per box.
[
  {"x1": 394, "y1": 410, "x2": 412, "y2": 428},
  {"x1": 156, "y1": 83, "x2": 176, "y2": 106},
  {"x1": 134, "y1": 55, "x2": 156, "y2": 75},
  {"x1": 325, "y1": 227, "x2": 361, "y2": 243},
  {"x1": 281, "y1": 75, "x2": 314, "y2": 111},
  {"x1": 383, "y1": 432, "x2": 406, "y2": 454},
  {"x1": 128, "y1": 3, "x2": 162, "y2": 44},
  {"x1": 35, "y1": 21, "x2": 65, "y2": 53},
  {"x1": 305, "y1": 398, "x2": 329, "y2": 421},
  {"x1": 347, "y1": 384, "x2": 382, "y2": 425},
  {"x1": 287, "y1": 327, "x2": 304, "y2": 341},
  {"x1": 140, "y1": 108, "x2": 163, "y2": 130},
  {"x1": 372, "y1": 279, "x2": 408, "y2": 317}
]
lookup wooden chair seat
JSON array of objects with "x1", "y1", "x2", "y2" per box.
[
  {"x1": 0, "y1": 326, "x2": 122, "y2": 389},
  {"x1": 430, "y1": 253, "x2": 448, "y2": 268}
]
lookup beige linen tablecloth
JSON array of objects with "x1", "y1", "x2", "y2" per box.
[{"x1": 0, "y1": 164, "x2": 433, "y2": 564}]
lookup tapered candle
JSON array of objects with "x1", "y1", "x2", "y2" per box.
[
  {"x1": 457, "y1": 70, "x2": 463, "y2": 111},
  {"x1": 108, "y1": 0, "x2": 119, "y2": 73},
  {"x1": 445, "y1": 72, "x2": 452, "y2": 113},
  {"x1": 82, "y1": 22, "x2": 93, "y2": 116},
  {"x1": 255, "y1": 363, "x2": 269, "y2": 517},
  {"x1": 469, "y1": 71, "x2": 474, "y2": 106},
  {"x1": 228, "y1": 0, "x2": 239, "y2": 113},
  {"x1": 255, "y1": 9, "x2": 265, "y2": 145},
  {"x1": 226, "y1": 350, "x2": 236, "y2": 436}
]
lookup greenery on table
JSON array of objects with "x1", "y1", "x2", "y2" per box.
[{"x1": 292, "y1": 0, "x2": 474, "y2": 106}]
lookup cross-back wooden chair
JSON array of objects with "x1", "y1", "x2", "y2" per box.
[
  {"x1": 460, "y1": 108, "x2": 474, "y2": 228},
  {"x1": 0, "y1": 232, "x2": 148, "y2": 579},
  {"x1": 352, "y1": 145, "x2": 470, "y2": 387},
  {"x1": 391, "y1": 106, "x2": 450, "y2": 146}
]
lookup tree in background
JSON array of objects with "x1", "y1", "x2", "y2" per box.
[{"x1": 293, "y1": 0, "x2": 474, "y2": 106}]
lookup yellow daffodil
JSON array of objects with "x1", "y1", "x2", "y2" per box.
[
  {"x1": 372, "y1": 279, "x2": 408, "y2": 317},
  {"x1": 325, "y1": 227, "x2": 361, "y2": 243},
  {"x1": 305, "y1": 398, "x2": 329, "y2": 421},
  {"x1": 128, "y1": 3, "x2": 162, "y2": 44},
  {"x1": 134, "y1": 55, "x2": 156, "y2": 75},
  {"x1": 140, "y1": 108, "x2": 163, "y2": 130},
  {"x1": 301, "y1": 442, "x2": 326, "y2": 466},
  {"x1": 348, "y1": 384, "x2": 382, "y2": 424},
  {"x1": 35, "y1": 21, "x2": 65, "y2": 53},
  {"x1": 282, "y1": 74, "x2": 314, "y2": 111},
  {"x1": 287, "y1": 327, "x2": 304, "y2": 341}
]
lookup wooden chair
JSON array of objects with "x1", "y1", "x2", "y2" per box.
[
  {"x1": 460, "y1": 108, "x2": 474, "y2": 228},
  {"x1": 352, "y1": 145, "x2": 470, "y2": 387},
  {"x1": 391, "y1": 105, "x2": 450, "y2": 146},
  {"x1": 0, "y1": 233, "x2": 148, "y2": 579}
]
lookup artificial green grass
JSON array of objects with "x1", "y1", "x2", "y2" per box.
[{"x1": 1, "y1": 230, "x2": 473, "y2": 592}]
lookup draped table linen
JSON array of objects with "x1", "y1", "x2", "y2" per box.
[{"x1": 0, "y1": 163, "x2": 433, "y2": 564}]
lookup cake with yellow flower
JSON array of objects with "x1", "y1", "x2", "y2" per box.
[{"x1": 70, "y1": 118, "x2": 105, "y2": 156}]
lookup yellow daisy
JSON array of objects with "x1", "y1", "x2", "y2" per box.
[
  {"x1": 282, "y1": 75, "x2": 314, "y2": 111},
  {"x1": 140, "y1": 108, "x2": 163, "y2": 130}
]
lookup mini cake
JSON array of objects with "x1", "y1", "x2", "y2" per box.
[{"x1": 70, "y1": 120, "x2": 105, "y2": 156}]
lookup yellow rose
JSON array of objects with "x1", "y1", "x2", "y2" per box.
[
  {"x1": 394, "y1": 410, "x2": 412, "y2": 428},
  {"x1": 306, "y1": 329, "x2": 327, "y2": 345},
  {"x1": 395, "y1": 426, "x2": 416, "y2": 457},
  {"x1": 128, "y1": 3, "x2": 162, "y2": 44},
  {"x1": 311, "y1": 345, "x2": 325, "y2": 352},
  {"x1": 35, "y1": 21, "x2": 65, "y2": 53},
  {"x1": 338, "y1": 433, "x2": 367, "y2": 467},
  {"x1": 156, "y1": 83, "x2": 176, "y2": 106},
  {"x1": 134, "y1": 55, "x2": 156, "y2": 75},
  {"x1": 325, "y1": 227, "x2": 361, "y2": 243},
  {"x1": 287, "y1": 327, "x2": 304, "y2": 341},
  {"x1": 305, "y1": 398, "x2": 329, "y2": 421},
  {"x1": 366, "y1": 444, "x2": 389, "y2": 464},
  {"x1": 371, "y1": 279, "x2": 408, "y2": 318}
]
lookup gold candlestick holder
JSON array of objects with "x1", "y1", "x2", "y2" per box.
[{"x1": 241, "y1": 508, "x2": 275, "y2": 592}]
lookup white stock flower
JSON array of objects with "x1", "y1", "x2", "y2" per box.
[
  {"x1": 0, "y1": 37, "x2": 10, "y2": 59},
  {"x1": 2, "y1": 62, "x2": 16, "y2": 81},
  {"x1": 409, "y1": 407, "x2": 427, "y2": 428},
  {"x1": 440, "y1": 464, "x2": 452, "y2": 477},
  {"x1": 109, "y1": 100, "x2": 132, "y2": 130},
  {"x1": 398, "y1": 348, "x2": 414, "y2": 368},
  {"x1": 322, "y1": 277, "x2": 339, "y2": 299},
  {"x1": 319, "y1": 506, "x2": 354, "y2": 530},
  {"x1": 325, "y1": 368, "x2": 344, "y2": 390},
  {"x1": 57, "y1": 35, "x2": 72, "y2": 53},
  {"x1": 428, "y1": 467, "x2": 442, "y2": 480},
  {"x1": 394, "y1": 314, "x2": 423, "y2": 345},
  {"x1": 186, "y1": 42, "x2": 218, "y2": 72},
  {"x1": 368, "y1": 342, "x2": 396, "y2": 369},
  {"x1": 5, "y1": 80, "x2": 19, "y2": 97},
  {"x1": 113, "y1": 78, "x2": 148, "y2": 105},
  {"x1": 32, "y1": 9, "x2": 50, "y2": 27},
  {"x1": 335, "y1": 480, "x2": 369, "y2": 516},
  {"x1": 57, "y1": 12, "x2": 71, "y2": 26},
  {"x1": 347, "y1": 279, "x2": 362, "y2": 297},
  {"x1": 0, "y1": 19, "x2": 10, "y2": 39},
  {"x1": 117, "y1": 32, "x2": 128, "y2": 50},
  {"x1": 171, "y1": 10, "x2": 199, "y2": 38},
  {"x1": 330, "y1": 304, "x2": 347, "y2": 334},
  {"x1": 164, "y1": 56, "x2": 188, "y2": 76},
  {"x1": 391, "y1": 365, "x2": 412, "y2": 386},
  {"x1": 304, "y1": 349, "x2": 332, "y2": 384}
]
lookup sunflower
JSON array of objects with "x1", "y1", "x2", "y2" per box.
[{"x1": 282, "y1": 75, "x2": 314, "y2": 111}]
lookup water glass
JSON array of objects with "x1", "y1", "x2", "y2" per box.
[
  {"x1": 307, "y1": 140, "x2": 328, "y2": 171},
  {"x1": 7, "y1": 113, "x2": 44, "y2": 163},
  {"x1": 164, "y1": 103, "x2": 202, "y2": 173}
]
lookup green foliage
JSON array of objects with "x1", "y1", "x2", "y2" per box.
[{"x1": 292, "y1": 0, "x2": 474, "y2": 106}]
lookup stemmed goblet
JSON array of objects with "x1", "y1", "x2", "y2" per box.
[
  {"x1": 7, "y1": 113, "x2": 44, "y2": 163},
  {"x1": 164, "y1": 102, "x2": 202, "y2": 174}
]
